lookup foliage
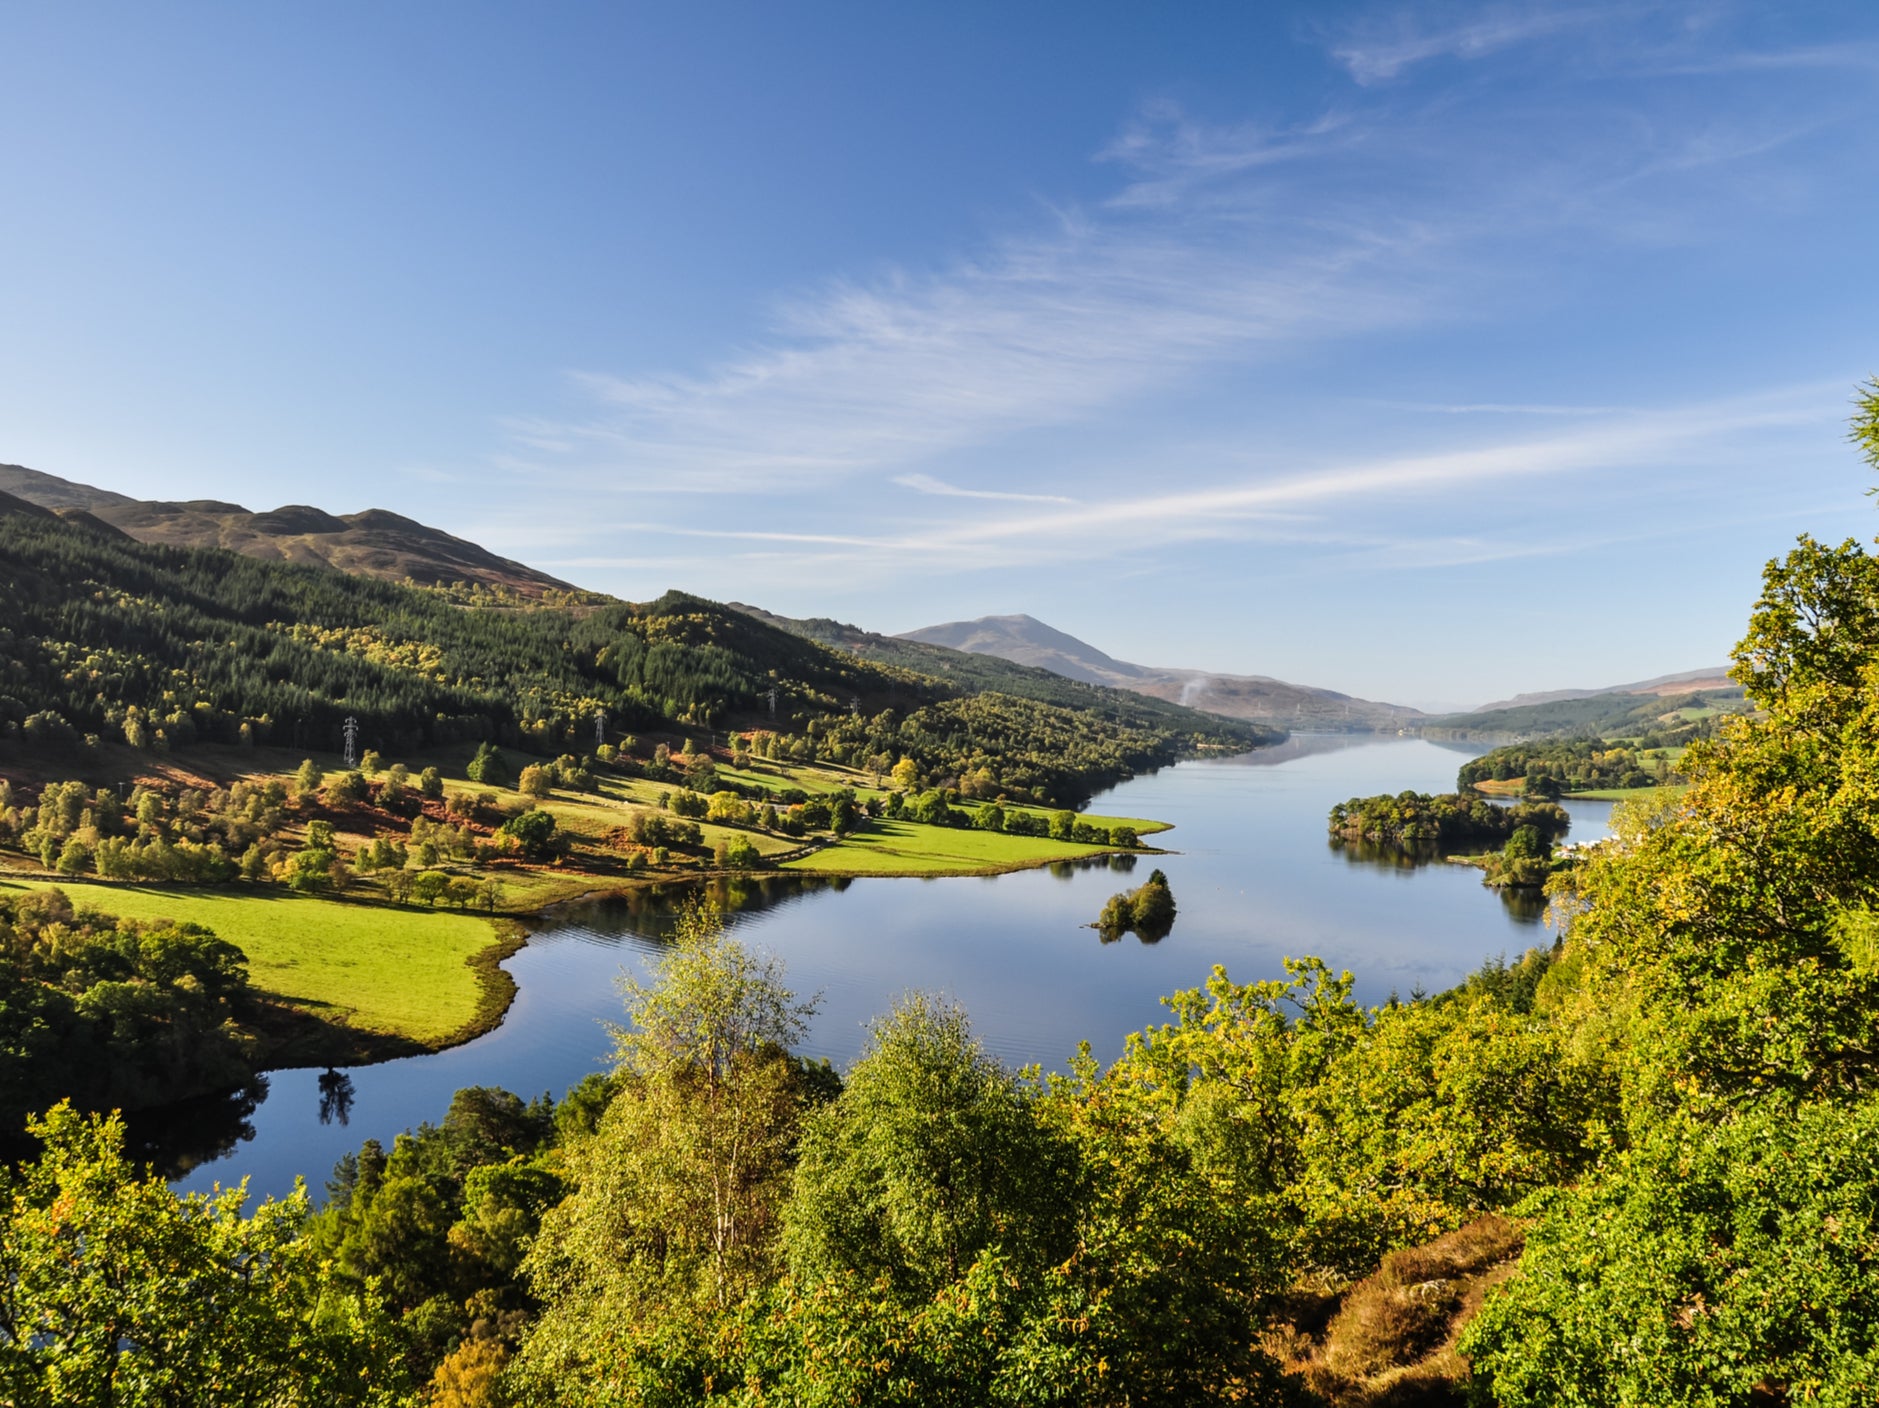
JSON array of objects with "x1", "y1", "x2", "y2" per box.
[
  {"x1": 467, "y1": 744, "x2": 512, "y2": 789},
  {"x1": 1425, "y1": 686, "x2": 1749, "y2": 742},
  {"x1": 0, "y1": 511, "x2": 1248, "y2": 803},
  {"x1": 308, "y1": 1085, "x2": 558, "y2": 1388},
  {"x1": 496, "y1": 807, "x2": 560, "y2": 861},
  {"x1": 1462, "y1": 526, "x2": 1879, "y2": 1400},
  {"x1": 784, "y1": 994, "x2": 1076, "y2": 1300},
  {"x1": 1457, "y1": 735, "x2": 1682, "y2": 794},
  {"x1": 1853, "y1": 374, "x2": 1879, "y2": 483},
  {"x1": 5, "y1": 775, "x2": 285, "y2": 884},
  {"x1": 513, "y1": 902, "x2": 821, "y2": 1397},
  {"x1": 0, "y1": 1103, "x2": 410, "y2": 1406},
  {"x1": 1473, "y1": 823, "x2": 1560, "y2": 888},
  {"x1": 1328, "y1": 791, "x2": 1569, "y2": 850},
  {"x1": 1094, "y1": 867, "x2": 1176, "y2": 942},
  {"x1": 1464, "y1": 1102, "x2": 1879, "y2": 1406},
  {"x1": 811, "y1": 691, "x2": 1223, "y2": 808},
  {"x1": 5, "y1": 878, "x2": 501, "y2": 1050},
  {"x1": 0, "y1": 887, "x2": 256, "y2": 1126}
]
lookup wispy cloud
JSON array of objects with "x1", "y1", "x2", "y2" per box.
[
  {"x1": 510, "y1": 205, "x2": 1433, "y2": 494},
  {"x1": 545, "y1": 382, "x2": 1841, "y2": 587},
  {"x1": 893, "y1": 383, "x2": 1834, "y2": 557},
  {"x1": 1648, "y1": 41, "x2": 1879, "y2": 78},
  {"x1": 507, "y1": 46, "x2": 1830, "y2": 503},
  {"x1": 1377, "y1": 400, "x2": 1620, "y2": 416},
  {"x1": 1096, "y1": 102, "x2": 1357, "y2": 210},
  {"x1": 894, "y1": 473, "x2": 1073, "y2": 504},
  {"x1": 483, "y1": 4, "x2": 1872, "y2": 622},
  {"x1": 1326, "y1": 4, "x2": 1617, "y2": 84}
]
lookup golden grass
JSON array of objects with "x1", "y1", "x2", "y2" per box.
[{"x1": 1274, "y1": 1216, "x2": 1527, "y2": 1407}]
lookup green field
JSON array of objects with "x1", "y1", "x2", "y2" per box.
[
  {"x1": 713, "y1": 762, "x2": 863, "y2": 795},
  {"x1": 1565, "y1": 784, "x2": 1689, "y2": 803},
  {"x1": 0, "y1": 877, "x2": 503, "y2": 1046},
  {"x1": 784, "y1": 818, "x2": 1152, "y2": 876}
]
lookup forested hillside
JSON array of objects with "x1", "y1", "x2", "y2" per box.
[
  {"x1": 0, "y1": 505, "x2": 1259, "y2": 804},
  {"x1": 1424, "y1": 684, "x2": 1748, "y2": 741},
  {"x1": 1456, "y1": 735, "x2": 1684, "y2": 794}
]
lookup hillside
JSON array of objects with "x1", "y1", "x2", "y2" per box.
[
  {"x1": 0, "y1": 463, "x2": 572, "y2": 598},
  {"x1": 0, "y1": 502, "x2": 1258, "y2": 805},
  {"x1": 1426, "y1": 683, "x2": 1749, "y2": 741},
  {"x1": 1469, "y1": 665, "x2": 1735, "y2": 713},
  {"x1": 899, "y1": 612, "x2": 1421, "y2": 730}
]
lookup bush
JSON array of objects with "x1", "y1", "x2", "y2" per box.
[
  {"x1": 324, "y1": 771, "x2": 368, "y2": 808},
  {"x1": 1096, "y1": 869, "x2": 1176, "y2": 942},
  {"x1": 1465, "y1": 1103, "x2": 1879, "y2": 1406},
  {"x1": 497, "y1": 808, "x2": 560, "y2": 860},
  {"x1": 466, "y1": 743, "x2": 511, "y2": 789},
  {"x1": 715, "y1": 835, "x2": 762, "y2": 869}
]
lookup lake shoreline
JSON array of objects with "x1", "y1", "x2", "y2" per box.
[{"x1": 166, "y1": 739, "x2": 1610, "y2": 1200}]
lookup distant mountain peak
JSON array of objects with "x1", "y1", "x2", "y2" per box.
[
  {"x1": 898, "y1": 613, "x2": 1419, "y2": 729},
  {"x1": 899, "y1": 614, "x2": 1142, "y2": 684}
]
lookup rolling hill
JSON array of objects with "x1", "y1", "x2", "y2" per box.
[
  {"x1": 1425, "y1": 674, "x2": 1750, "y2": 741},
  {"x1": 0, "y1": 463, "x2": 572, "y2": 598},
  {"x1": 0, "y1": 493, "x2": 1265, "y2": 805},
  {"x1": 1468, "y1": 666, "x2": 1736, "y2": 713},
  {"x1": 897, "y1": 613, "x2": 1422, "y2": 730}
]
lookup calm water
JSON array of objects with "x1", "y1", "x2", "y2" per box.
[{"x1": 171, "y1": 737, "x2": 1609, "y2": 1201}]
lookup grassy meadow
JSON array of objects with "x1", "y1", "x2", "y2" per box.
[
  {"x1": 1561, "y1": 783, "x2": 1688, "y2": 803},
  {"x1": 785, "y1": 818, "x2": 1140, "y2": 875},
  {"x1": 0, "y1": 875, "x2": 504, "y2": 1047},
  {"x1": 320, "y1": 746, "x2": 1172, "y2": 890}
]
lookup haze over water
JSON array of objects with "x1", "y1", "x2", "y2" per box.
[{"x1": 175, "y1": 737, "x2": 1607, "y2": 1201}]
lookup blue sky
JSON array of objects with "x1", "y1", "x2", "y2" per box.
[{"x1": 4, "y1": 3, "x2": 1877, "y2": 709}]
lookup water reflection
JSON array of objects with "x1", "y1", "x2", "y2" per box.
[
  {"x1": 544, "y1": 872, "x2": 851, "y2": 943},
  {"x1": 1330, "y1": 837, "x2": 1441, "y2": 872},
  {"x1": 1495, "y1": 886, "x2": 1550, "y2": 925},
  {"x1": 1328, "y1": 840, "x2": 1554, "y2": 925},
  {"x1": 318, "y1": 1069, "x2": 356, "y2": 1127},
  {"x1": 126, "y1": 1077, "x2": 266, "y2": 1180},
  {"x1": 1324, "y1": 790, "x2": 1598, "y2": 929}
]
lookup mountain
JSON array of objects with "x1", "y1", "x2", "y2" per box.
[
  {"x1": 897, "y1": 613, "x2": 1421, "y2": 730},
  {"x1": 0, "y1": 463, "x2": 571, "y2": 598},
  {"x1": 729, "y1": 604, "x2": 1281, "y2": 745},
  {"x1": 899, "y1": 614, "x2": 1149, "y2": 687},
  {"x1": 1469, "y1": 666, "x2": 1735, "y2": 714}
]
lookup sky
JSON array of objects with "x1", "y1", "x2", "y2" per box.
[{"x1": 3, "y1": 3, "x2": 1878, "y2": 711}]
